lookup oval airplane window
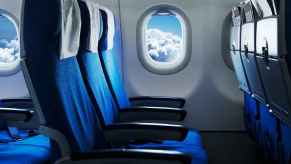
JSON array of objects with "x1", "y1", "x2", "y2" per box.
[
  {"x1": 0, "y1": 11, "x2": 20, "y2": 76},
  {"x1": 138, "y1": 6, "x2": 191, "y2": 75}
]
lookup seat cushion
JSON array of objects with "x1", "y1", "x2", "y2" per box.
[
  {"x1": 281, "y1": 123, "x2": 291, "y2": 163},
  {"x1": 130, "y1": 131, "x2": 207, "y2": 164},
  {"x1": 259, "y1": 104, "x2": 279, "y2": 161},
  {"x1": 244, "y1": 93, "x2": 261, "y2": 141},
  {"x1": 0, "y1": 135, "x2": 52, "y2": 164}
]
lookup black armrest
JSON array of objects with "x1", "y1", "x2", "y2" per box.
[
  {"x1": 104, "y1": 122, "x2": 188, "y2": 145},
  {"x1": 129, "y1": 96, "x2": 186, "y2": 108},
  {"x1": 0, "y1": 98, "x2": 34, "y2": 108},
  {"x1": 119, "y1": 106, "x2": 186, "y2": 122},
  {"x1": 0, "y1": 108, "x2": 34, "y2": 122},
  {"x1": 68, "y1": 149, "x2": 191, "y2": 164}
]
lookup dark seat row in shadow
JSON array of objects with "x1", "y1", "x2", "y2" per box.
[{"x1": 230, "y1": 0, "x2": 291, "y2": 163}]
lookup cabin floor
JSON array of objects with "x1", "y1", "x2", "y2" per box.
[{"x1": 201, "y1": 131, "x2": 269, "y2": 164}]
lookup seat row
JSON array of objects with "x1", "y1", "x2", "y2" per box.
[
  {"x1": 0, "y1": 0, "x2": 207, "y2": 163},
  {"x1": 230, "y1": 0, "x2": 291, "y2": 163}
]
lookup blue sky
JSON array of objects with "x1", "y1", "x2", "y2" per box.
[
  {"x1": 0, "y1": 16, "x2": 17, "y2": 41},
  {"x1": 147, "y1": 14, "x2": 182, "y2": 36}
]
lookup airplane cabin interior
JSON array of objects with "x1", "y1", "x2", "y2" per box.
[{"x1": 0, "y1": 0, "x2": 290, "y2": 163}]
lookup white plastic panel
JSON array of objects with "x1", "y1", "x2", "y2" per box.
[{"x1": 256, "y1": 18, "x2": 278, "y2": 57}]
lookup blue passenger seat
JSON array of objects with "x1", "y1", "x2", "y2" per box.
[
  {"x1": 78, "y1": 3, "x2": 186, "y2": 123},
  {"x1": 1, "y1": 1, "x2": 74, "y2": 164},
  {"x1": 259, "y1": 104, "x2": 280, "y2": 161},
  {"x1": 97, "y1": 7, "x2": 186, "y2": 110},
  {"x1": 237, "y1": 1, "x2": 282, "y2": 161},
  {"x1": 0, "y1": 134, "x2": 51, "y2": 164},
  {"x1": 21, "y1": 0, "x2": 208, "y2": 163},
  {"x1": 281, "y1": 123, "x2": 291, "y2": 163},
  {"x1": 252, "y1": 0, "x2": 291, "y2": 163},
  {"x1": 0, "y1": 107, "x2": 53, "y2": 163},
  {"x1": 77, "y1": 0, "x2": 207, "y2": 152},
  {"x1": 229, "y1": 5, "x2": 259, "y2": 140},
  {"x1": 244, "y1": 93, "x2": 260, "y2": 141}
]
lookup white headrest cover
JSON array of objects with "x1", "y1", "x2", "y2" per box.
[
  {"x1": 81, "y1": 0, "x2": 101, "y2": 53},
  {"x1": 59, "y1": 0, "x2": 82, "y2": 59},
  {"x1": 105, "y1": 9, "x2": 115, "y2": 50}
]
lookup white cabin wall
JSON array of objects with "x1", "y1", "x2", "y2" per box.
[{"x1": 119, "y1": 0, "x2": 245, "y2": 131}]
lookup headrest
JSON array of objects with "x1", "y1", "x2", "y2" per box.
[
  {"x1": 59, "y1": 0, "x2": 82, "y2": 59},
  {"x1": 242, "y1": 1, "x2": 256, "y2": 23},
  {"x1": 251, "y1": 0, "x2": 274, "y2": 18},
  {"x1": 99, "y1": 13, "x2": 104, "y2": 41},
  {"x1": 232, "y1": 7, "x2": 241, "y2": 26},
  {"x1": 102, "y1": 9, "x2": 115, "y2": 50},
  {"x1": 79, "y1": 0, "x2": 101, "y2": 53}
]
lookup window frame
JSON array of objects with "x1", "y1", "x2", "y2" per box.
[
  {"x1": 0, "y1": 9, "x2": 20, "y2": 76},
  {"x1": 137, "y1": 5, "x2": 192, "y2": 75}
]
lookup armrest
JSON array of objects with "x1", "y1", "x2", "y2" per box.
[
  {"x1": 119, "y1": 106, "x2": 186, "y2": 122},
  {"x1": 0, "y1": 108, "x2": 34, "y2": 122},
  {"x1": 0, "y1": 98, "x2": 34, "y2": 108},
  {"x1": 67, "y1": 149, "x2": 191, "y2": 164},
  {"x1": 129, "y1": 96, "x2": 186, "y2": 108},
  {"x1": 104, "y1": 122, "x2": 188, "y2": 145}
]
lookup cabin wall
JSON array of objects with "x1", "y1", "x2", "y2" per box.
[
  {"x1": 119, "y1": 0, "x2": 244, "y2": 131},
  {"x1": 0, "y1": 0, "x2": 29, "y2": 99}
]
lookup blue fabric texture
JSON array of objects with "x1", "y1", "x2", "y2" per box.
[
  {"x1": 130, "y1": 131, "x2": 207, "y2": 164},
  {"x1": 78, "y1": 51, "x2": 118, "y2": 126},
  {"x1": 77, "y1": 5, "x2": 208, "y2": 163},
  {"x1": 0, "y1": 135, "x2": 51, "y2": 164},
  {"x1": 99, "y1": 11, "x2": 131, "y2": 109},
  {"x1": 244, "y1": 93, "x2": 260, "y2": 141},
  {"x1": 244, "y1": 93, "x2": 253, "y2": 135},
  {"x1": 54, "y1": 56, "x2": 106, "y2": 151},
  {"x1": 259, "y1": 104, "x2": 279, "y2": 161},
  {"x1": 281, "y1": 123, "x2": 291, "y2": 163},
  {"x1": 23, "y1": 0, "x2": 107, "y2": 152},
  {"x1": 0, "y1": 130, "x2": 30, "y2": 142}
]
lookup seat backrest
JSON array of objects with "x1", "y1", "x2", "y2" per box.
[
  {"x1": 254, "y1": 0, "x2": 291, "y2": 123},
  {"x1": 98, "y1": 9, "x2": 131, "y2": 109},
  {"x1": 22, "y1": 0, "x2": 107, "y2": 152},
  {"x1": 230, "y1": 6, "x2": 251, "y2": 94},
  {"x1": 241, "y1": 0, "x2": 267, "y2": 103},
  {"x1": 77, "y1": 1, "x2": 119, "y2": 126}
]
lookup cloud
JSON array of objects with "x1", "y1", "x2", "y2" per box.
[
  {"x1": 0, "y1": 39, "x2": 19, "y2": 63},
  {"x1": 146, "y1": 28, "x2": 182, "y2": 62}
]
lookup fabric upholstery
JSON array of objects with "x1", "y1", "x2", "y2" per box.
[
  {"x1": 130, "y1": 131, "x2": 207, "y2": 164},
  {"x1": 99, "y1": 10, "x2": 131, "y2": 109},
  {"x1": 23, "y1": 0, "x2": 107, "y2": 152},
  {"x1": 22, "y1": 1, "x2": 208, "y2": 164},
  {"x1": 244, "y1": 93, "x2": 260, "y2": 141},
  {"x1": 77, "y1": 3, "x2": 207, "y2": 163},
  {"x1": 78, "y1": 0, "x2": 101, "y2": 53},
  {"x1": 0, "y1": 135, "x2": 51, "y2": 164},
  {"x1": 259, "y1": 104, "x2": 279, "y2": 161},
  {"x1": 59, "y1": 0, "x2": 82, "y2": 59},
  {"x1": 78, "y1": 50, "x2": 118, "y2": 126},
  {"x1": 281, "y1": 123, "x2": 291, "y2": 163}
]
